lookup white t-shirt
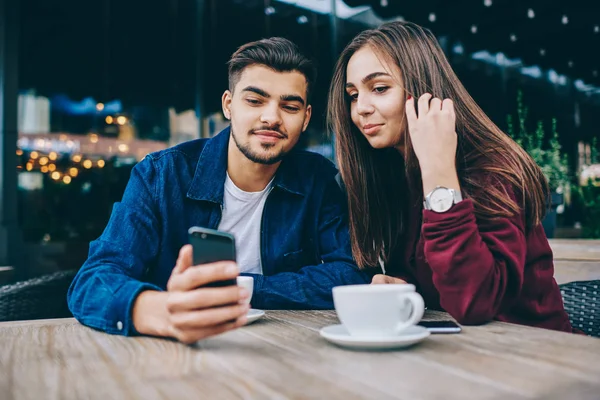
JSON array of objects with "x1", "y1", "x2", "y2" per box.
[{"x1": 217, "y1": 173, "x2": 274, "y2": 274}]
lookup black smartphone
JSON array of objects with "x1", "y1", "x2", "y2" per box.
[
  {"x1": 418, "y1": 320, "x2": 462, "y2": 333},
  {"x1": 188, "y1": 226, "x2": 237, "y2": 288}
]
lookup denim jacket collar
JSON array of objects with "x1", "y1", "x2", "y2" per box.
[{"x1": 186, "y1": 126, "x2": 306, "y2": 204}]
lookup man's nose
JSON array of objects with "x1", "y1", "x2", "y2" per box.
[{"x1": 260, "y1": 103, "x2": 283, "y2": 126}]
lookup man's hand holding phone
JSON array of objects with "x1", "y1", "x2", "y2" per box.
[
  {"x1": 165, "y1": 245, "x2": 249, "y2": 343},
  {"x1": 133, "y1": 245, "x2": 249, "y2": 344}
]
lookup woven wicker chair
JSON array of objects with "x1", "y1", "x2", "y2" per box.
[
  {"x1": 0, "y1": 269, "x2": 78, "y2": 322},
  {"x1": 559, "y1": 280, "x2": 600, "y2": 337}
]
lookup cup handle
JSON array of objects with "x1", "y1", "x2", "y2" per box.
[{"x1": 394, "y1": 292, "x2": 425, "y2": 333}]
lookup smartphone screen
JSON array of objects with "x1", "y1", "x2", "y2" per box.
[
  {"x1": 418, "y1": 320, "x2": 462, "y2": 333},
  {"x1": 188, "y1": 226, "x2": 237, "y2": 288}
]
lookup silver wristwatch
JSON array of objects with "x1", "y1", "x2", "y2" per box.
[{"x1": 423, "y1": 186, "x2": 463, "y2": 213}]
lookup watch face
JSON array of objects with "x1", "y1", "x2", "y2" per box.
[{"x1": 429, "y1": 188, "x2": 454, "y2": 212}]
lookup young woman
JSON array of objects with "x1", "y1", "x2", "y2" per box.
[{"x1": 327, "y1": 21, "x2": 574, "y2": 332}]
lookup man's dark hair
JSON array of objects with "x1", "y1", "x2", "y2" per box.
[{"x1": 227, "y1": 37, "x2": 316, "y2": 103}]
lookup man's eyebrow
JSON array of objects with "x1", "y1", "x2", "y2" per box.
[
  {"x1": 280, "y1": 94, "x2": 305, "y2": 106},
  {"x1": 241, "y1": 86, "x2": 270, "y2": 98}
]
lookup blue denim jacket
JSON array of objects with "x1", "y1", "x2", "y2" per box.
[{"x1": 67, "y1": 128, "x2": 371, "y2": 335}]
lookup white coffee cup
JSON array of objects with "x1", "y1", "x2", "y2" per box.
[
  {"x1": 236, "y1": 276, "x2": 254, "y2": 305},
  {"x1": 332, "y1": 284, "x2": 425, "y2": 337}
]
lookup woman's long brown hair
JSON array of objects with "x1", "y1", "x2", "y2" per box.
[{"x1": 327, "y1": 21, "x2": 549, "y2": 269}]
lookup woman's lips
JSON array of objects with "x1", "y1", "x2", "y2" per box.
[{"x1": 363, "y1": 124, "x2": 383, "y2": 136}]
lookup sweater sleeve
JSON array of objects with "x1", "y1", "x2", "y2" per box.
[{"x1": 421, "y1": 196, "x2": 527, "y2": 325}]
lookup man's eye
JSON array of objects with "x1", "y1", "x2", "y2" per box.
[
  {"x1": 246, "y1": 99, "x2": 261, "y2": 105},
  {"x1": 284, "y1": 106, "x2": 299, "y2": 112}
]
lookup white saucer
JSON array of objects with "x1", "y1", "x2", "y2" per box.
[
  {"x1": 244, "y1": 309, "x2": 265, "y2": 325},
  {"x1": 319, "y1": 324, "x2": 430, "y2": 350}
]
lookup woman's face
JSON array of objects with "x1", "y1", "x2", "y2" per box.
[{"x1": 345, "y1": 45, "x2": 407, "y2": 150}]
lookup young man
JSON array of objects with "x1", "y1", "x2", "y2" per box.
[{"x1": 68, "y1": 38, "x2": 371, "y2": 344}]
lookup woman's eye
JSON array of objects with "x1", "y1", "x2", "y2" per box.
[
  {"x1": 374, "y1": 86, "x2": 389, "y2": 94},
  {"x1": 347, "y1": 93, "x2": 358, "y2": 101}
]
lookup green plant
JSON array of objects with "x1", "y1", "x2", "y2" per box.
[
  {"x1": 574, "y1": 138, "x2": 600, "y2": 238},
  {"x1": 506, "y1": 91, "x2": 570, "y2": 192},
  {"x1": 576, "y1": 184, "x2": 600, "y2": 238}
]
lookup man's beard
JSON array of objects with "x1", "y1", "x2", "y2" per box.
[{"x1": 231, "y1": 127, "x2": 289, "y2": 165}]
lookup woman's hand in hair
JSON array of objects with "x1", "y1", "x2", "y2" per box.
[
  {"x1": 371, "y1": 274, "x2": 407, "y2": 284},
  {"x1": 405, "y1": 94, "x2": 460, "y2": 194}
]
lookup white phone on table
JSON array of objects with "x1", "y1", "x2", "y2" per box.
[{"x1": 418, "y1": 320, "x2": 462, "y2": 333}]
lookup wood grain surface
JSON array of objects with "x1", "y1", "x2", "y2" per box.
[
  {"x1": 1, "y1": 310, "x2": 599, "y2": 400},
  {"x1": 549, "y1": 239, "x2": 600, "y2": 261}
]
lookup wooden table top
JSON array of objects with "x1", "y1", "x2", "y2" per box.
[
  {"x1": 548, "y1": 240, "x2": 600, "y2": 285},
  {"x1": 549, "y1": 239, "x2": 600, "y2": 261},
  {"x1": 1, "y1": 310, "x2": 599, "y2": 400}
]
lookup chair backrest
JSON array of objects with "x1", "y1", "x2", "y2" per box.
[
  {"x1": 559, "y1": 280, "x2": 600, "y2": 337},
  {"x1": 0, "y1": 269, "x2": 78, "y2": 322}
]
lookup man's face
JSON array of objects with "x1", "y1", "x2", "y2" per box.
[{"x1": 222, "y1": 65, "x2": 312, "y2": 165}]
